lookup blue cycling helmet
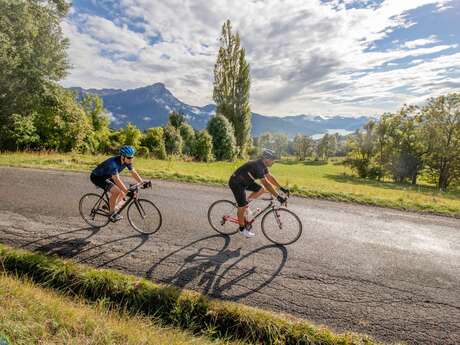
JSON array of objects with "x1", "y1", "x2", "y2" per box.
[
  {"x1": 261, "y1": 148, "x2": 276, "y2": 161},
  {"x1": 119, "y1": 145, "x2": 136, "y2": 157}
]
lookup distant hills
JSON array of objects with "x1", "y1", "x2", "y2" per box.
[{"x1": 71, "y1": 83, "x2": 369, "y2": 138}]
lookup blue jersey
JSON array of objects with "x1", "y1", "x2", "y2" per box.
[{"x1": 91, "y1": 156, "x2": 133, "y2": 177}]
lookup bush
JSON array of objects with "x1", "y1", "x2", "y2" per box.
[
  {"x1": 163, "y1": 125, "x2": 183, "y2": 156},
  {"x1": 207, "y1": 115, "x2": 236, "y2": 161},
  {"x1": 192, "y1": 130, "x2": 213, "y2": 162}
]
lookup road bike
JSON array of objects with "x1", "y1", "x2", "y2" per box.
[
  {"x1": 79, "y1": 181, "x2": 162, "y2": 235},
  {"x1": 207, "y1": 192, "x2": 302, "y2": 245}
]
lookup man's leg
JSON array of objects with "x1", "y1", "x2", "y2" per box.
[
  {"x1": 109, "y1": 185, "x2": 122, "y2": 213},
  {"x1": 237, "y1": 206, "x2": 247, "y2": 227},
  {"x1": 247, "y1": 187, "x2": 267, "y2": 202}
]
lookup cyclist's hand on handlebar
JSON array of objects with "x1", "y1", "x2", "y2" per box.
[
  {"x1": 280, "y1": 186, "x2": 290, "y2": 195},
  {"x1": 276, "y1": 195, "x2": 287, "y2": 205},
  {"x1": 142, "y1": 180, "x2": 152, "y2": 189}
]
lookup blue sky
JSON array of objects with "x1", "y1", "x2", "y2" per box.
[{"x1": 62, "y1": 0, "x2": 460, "y2": 116}]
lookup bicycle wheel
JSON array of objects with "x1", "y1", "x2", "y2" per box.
[
  {"x1": 261, "y1": 208, "x2": 302, "y2": 245},
  {"x1": 207, "y1": 200, "x2": 239, "y2": 235},
  {"x1": 79, "y1": 193, "x2": 110, "y2": 228},
  {"x1": 127, "y1": 198, "x2": 162, "y2": 235}
]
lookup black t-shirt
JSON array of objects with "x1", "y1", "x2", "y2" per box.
[{"x1": 231, "y1": 159, "x2": 268, "y2": 186}]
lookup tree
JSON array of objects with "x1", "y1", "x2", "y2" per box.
[
  {"x1": 293, "y1": 134, "x2": 314, "y2": 161},
  {"x1": 192, "y1": 130, "x2": 213, "y2": 162},
  {"x1": 344, "y1": 121, "x2": 380, "y2": 178},
  {"x1": 163, "y1": 124, "x2": 183, "y2": 156},
  {"x1": 272, "y1": 134, "x2": 288, "y2": 159},
  {"x1": 0, "y1": 0, "x2": 70, "y2": 128},
  {"x1": 80, "y1": 93, "x2": 111, "y2": 153},
  {"x1": 2, "y1": 113, "x2": 39, "y2": 150},
  {"x1": 179, "y1": 123, "x2": 195, "y2": 156},
  {"x1": 420, "y1": 93, "x2": 460, "y2": 191},
  {"x1": 316, "y1": 134, "x2": 337, "y2": 161},
  {"x1": 168, "y1": 111, "x2": 186, "y2": 129},
  {"x1": 207, "y1": 114, "x2": 236, "y2": 161},
  {"x1": 142, "y1": 127, "x2": 167, "y2": 159},
  {"x1": 383, "y1": 106, "x2": 424, "y2": 184},
  {"x1": 33, "y1": 86, "x2": 91, "y2": 151},
  {"x1": 118, "y1": 123, "x2": 142, "y2": 148},
  {"x1": 258, "y1": 133, "x2": 274, "y2": 151},
  {"x1": 213, "y1": 19, "x2": 251, "y2": 157}
]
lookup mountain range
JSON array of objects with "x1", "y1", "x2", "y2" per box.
[{"x1": 71, "y1": 83, "x2": 369, "y2": 138}]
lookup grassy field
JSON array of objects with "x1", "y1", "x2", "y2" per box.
[
  {"x1": 0, "y1": 273, "x2": 242, "y2": 345},
  {"x1": 1, "y1": 151, "x2": 459, "y2": 217}
]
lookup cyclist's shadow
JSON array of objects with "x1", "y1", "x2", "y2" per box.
[{"x1": 146, "y1": 234, "x2": 288, "y2": 301}]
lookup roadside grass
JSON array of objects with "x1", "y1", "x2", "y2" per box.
[
  {"x1": 0, "y1": 243, "x2": 378, "y2": 345},
  {"x1": 0, "y1": 273, "x2": 242, "y2": 345},
  {"x1": 0, "y1": 151, "x2": 459, "y2": 217}
]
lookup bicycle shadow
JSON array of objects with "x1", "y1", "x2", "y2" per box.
[
  {"x1": 146, "y1": 234, "x2": 288, "y2": 301},
  {"x1": 22, "y1": 225, "x2": 149, "y2": 269}
]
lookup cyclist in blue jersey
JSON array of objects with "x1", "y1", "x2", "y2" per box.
[{"x1": 90, "y1": 145, "x2": 147, "y2": 221}]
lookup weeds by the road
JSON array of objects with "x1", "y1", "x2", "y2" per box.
[
  {"x1": 0, "y1": 243, "x2": 377, "y2": 345},
  {"x1": 0, "y1": 272, "x2": 242, "y2": 345},
  {"x1": 1, "y1": 151, "x2": 459, "y2": 217}
]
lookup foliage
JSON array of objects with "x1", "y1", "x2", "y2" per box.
[
  {"x1": 420, "y1": 93, "x2": 460, "y2": 190},
  {"x1": 213, "y1": 19, "x2": 251, "y2": 157},
  {"x1": 178, "y1": 123, "x2": 195, "y2": 156},
  {"x1": 316, "y1": 134, "x2": 337, "y2": 161},
  {"x1": 0, "y1": 0, "x2": 70, "y2": 123},
  {"x1": 168, "y1": 111, "x2": 186, "y2": 129},
  {"x1": 33, "y1": 86, "x2": 91, "y2": 152},
  {"x1": 293, "y1": 134, "x2": 314, "y2": 161},
  {"x1": 142, "y1": 127, "x2": 167, "y2": 159},
  {"x1": 163, "y1": 124, "x2": 183, "y2": 156},
  {"x1": 207, "y1": 114, "x2": 236, "y2": 161},
  {"x1": 118, "y1": 123, "x2": 142, "y2": 149},
  {"x1": 192, "y1": 130, "x2": 213, "y2": 162}
]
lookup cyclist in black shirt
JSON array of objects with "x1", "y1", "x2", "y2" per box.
[{"x1": 229, "y1": 148, "x2": 289, "y2": 237}]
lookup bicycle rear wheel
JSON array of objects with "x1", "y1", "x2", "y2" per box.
[
  {"x1": 127, "y1": 198, "x2": 162, "y2": 235},
  {"x1": 261, "y1": 208, "x2": 302, "y2": 245},
  {"x1": 207, "y1": 200, "x2": 239, "y2": 235},
  {"x1": 79, "y1": 193, "x2": 110, "y2": 228}
]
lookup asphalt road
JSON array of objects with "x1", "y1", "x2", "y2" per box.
[{"x1": 0, "y1": 166, "x2": 459, "y2": 344}]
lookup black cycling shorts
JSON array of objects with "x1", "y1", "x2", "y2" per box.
[
  {"x1": 90, "y1": 173, "x2": 115, "y2": 191},
  {"x1": 229, "y1": 176, "x2": 262, "y2": 207}
]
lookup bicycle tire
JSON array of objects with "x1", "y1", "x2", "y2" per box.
[
  {"x1": 79, "y1": 193, "x2": 110, "y2": 228},
  {"x1": 261, "y1": 208, "x2": 302, "y2": 245},
  {"x1": 127, "y1": 198, "x2": 162, "y2": 235},
  {"x1": 207, "y1": 200, "x2": 239, "y2": 235}
]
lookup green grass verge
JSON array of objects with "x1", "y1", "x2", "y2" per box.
[
  {"x1": 0, "y1": 273, "x2": 242, "y2": 345},
  {"x1": 0, "y1": 244, "x2": 378, "y2": 345},
  {"x1": 1, "y1": 151, "x2": 459, "y2": 217}
]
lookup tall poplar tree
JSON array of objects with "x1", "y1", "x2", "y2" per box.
[{"x1": 213, "y1": 19, "x2": 251, "y2": 157}]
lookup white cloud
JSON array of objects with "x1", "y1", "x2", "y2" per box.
[
  {"x1": 402, "y1": 35, "x2": 440, "y2": 49},
  {"x1": 61, "y1": 0, "x2": 459, "y2": 116}
]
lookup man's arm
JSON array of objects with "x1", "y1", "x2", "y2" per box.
[
  {"x1": 266, "y1": 173, "x2": 282, "y2": 189},
  {"x1": 260, "y1": 177, "x2": 279, "y2": 197},
  {"x1": 130, "y1": 169, "x2": 143, "y2": 184}
]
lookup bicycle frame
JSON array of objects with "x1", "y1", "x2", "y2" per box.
[
  {"x1": 223, "y1": 200, "x2": 277, "y2": 226},
  {"x1": 90, "y1": 182, "x2": 144, "y2": 218}
]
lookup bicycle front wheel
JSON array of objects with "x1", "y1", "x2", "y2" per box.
[
  {"x1": 127, "y1": 198, "x2": 162, "y2": 235},
  {"x1": 79, "y1": 193, "x2": 110, "y2": 228},
  {"x1": 207, "y1": 200, "x2": 239, "y2": 235},
  {"x1": 261, "y1": 208, "x2": 302, "y2": 245}
]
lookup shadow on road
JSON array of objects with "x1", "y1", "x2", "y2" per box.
[
  {"x1": 146, "y1": 234, "x2": 288, "y2": 301},
  {"x1": 20, "y1": 225, "x2": 149, "y2": 268}
]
